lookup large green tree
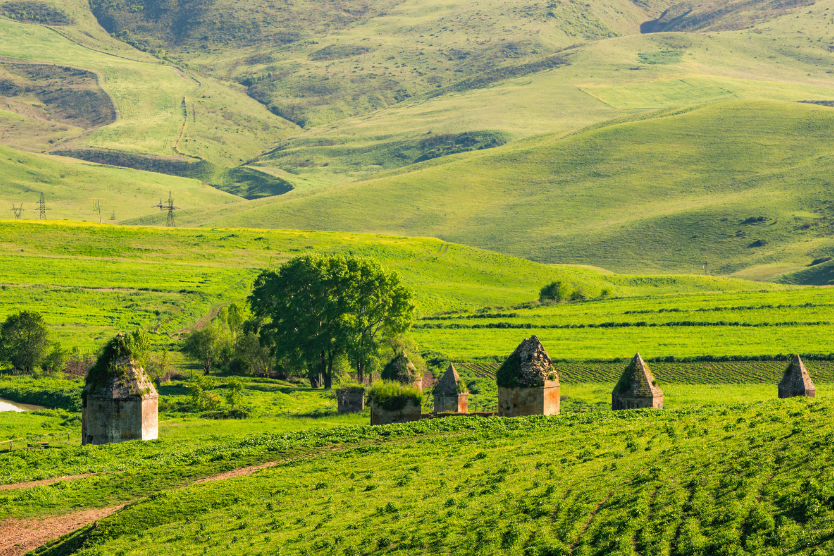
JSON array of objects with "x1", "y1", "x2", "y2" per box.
[
  {"x1": 248, "y1": 255, "x2": 414, "y2": 389},
  {"x1": 0, "y1": 310, "x2": 50, "y2": 373}
]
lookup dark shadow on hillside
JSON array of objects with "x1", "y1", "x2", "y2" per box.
[{"x1": 49, "y1": 148, "x2": 293, "y2": 200}]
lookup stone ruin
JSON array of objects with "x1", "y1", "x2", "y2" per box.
[
  {"x1": 382, "y1": 351, "x2": 423, "y2": 391},
  {"x1": 336, "y1": 386, "x2": 365, "y2": 413},
  {"x1": 497, "y1": 335, "x2": 560, "y2": 417},
  {"x1": 611, "y1": 353, "x2": 663, "y2": 410},
  {"x1": 433, "y1": 363, "x2": 468, "y2": 414},
  {"x1": 370, "y1": 398, "x2": 422, "y2": 425},
  {"x1": 82, "y1": 333, "x2": 158, "y2": 446},
  {"x1": 778, "y1": 354, "x2": 816, "y2": 398}
]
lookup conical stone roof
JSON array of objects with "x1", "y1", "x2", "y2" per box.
[
  {"x1": 84, "y1": 357, "x2": 157, "y2": 400},
  {"x1": 779, "y1": 354, "x2": 816, "y2": 398},
  {"x1": 496, "y1": 335, "x2": 559, "y2": 388},
  {"x1": 434, "y1": 363, "x2": 465, "y2": 397},
  {"x1": 381, "y1": 351, "x2": 419, "y2": 385},
  {"x1": 612, "y1": 353, "x2": 662, "y2": 398}
]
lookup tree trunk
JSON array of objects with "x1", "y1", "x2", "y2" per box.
[
  {"x1": 357, "y1": 360, "x2": 364, "y2": 384},
  {"x1": 324, "y1": 353, "x2": 334, "y2": 390}
]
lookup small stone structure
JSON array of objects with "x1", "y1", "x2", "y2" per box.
[
  {"x1": 497, "y1": 336, "x2": 560, "y2": 417},
  {"x1": 433, "y1": 363, "x2": 468, "y2": 414},
  {"x1": 382, "y1": 351, "x2": 423, "y2": 391},
  {"x1": 82, "y1": 353, "x2": 158, "y2": 446},
  {"x1": 370, "y1": 400, "x2": 422, "y2": 425},
  {"x1": 778, "y1": 354, "x2": 816, "y2": 398},
  {"x1": 612, "y1": 353, "x2": 663, "y2": 410},
  {"x1": 336, "y1": 386, "x2": 365, "y2": 413}
]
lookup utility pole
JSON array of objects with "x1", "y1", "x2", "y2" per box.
[
  {"x1": 703, "y1": 262, "x2": 708, "y2": 276},
  {"x1": 34, "y1": 193, "x2": 49, "y2": 219},
  {"x1": 94, "y1": 200, "x2": 102, "y2": 223},
  {"x1": 10, "y1": 204, "x2": 24, "y2": 219},
  {"x1": 153, "y1": 191, "x2": 178, "y2": 227}
]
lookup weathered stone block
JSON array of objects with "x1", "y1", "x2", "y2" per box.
[
  {"x1": 612, "y1": 353, "x2": 663, "y2": 410},
  {"x1": 336, "y1": 388, "x2": 365, "y2": 413},
  {"x1": 82, "y1": 395, "x2": 158, "y2": 445},
  {"x1": 434, "y1": 392, "x2": 469, "y2": 414},
  {"x1": 370, "y1": 400, "x2": 422, "y2": 425},
  {"x1": 779, "y1": 354, "x2": 816, "y2": 398},
  {"x1": 498, "y1": 382, "x2": 560, "y2": 417}
]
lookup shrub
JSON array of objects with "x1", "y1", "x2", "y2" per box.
[
  {"x1": 539, "y1": 281, "x2": 571, "y2": 303},
  {"x1": 366, "y1": 381, "x2": 423, "y2": 411},
  {"x1": 83, "y1": 330, "x2": 149, "y2": 399}
]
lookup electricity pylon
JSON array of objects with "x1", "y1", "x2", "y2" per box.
[
  {"x1": 10, "y1": 204, "x2": 24, "y2": 219},
  {"x1": 34, "y1": 193, "x2": 49, "y2": 219},
  {"x1": 94, "y1": 200, "x2": 102, "y2": 223},
  {"x1": 153, "y1": 191, "x2": 178, "y2": 227}
]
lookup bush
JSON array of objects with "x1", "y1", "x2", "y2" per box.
[
  {"x1": 539, "y1": 281, "x2": 571, "y2": 303},
  {"x1": 366, "y1": 381, "x2": 423, "y2": 411},
  {"x1": 200, "y1": 408, "x2": 251, "y2": 420}
]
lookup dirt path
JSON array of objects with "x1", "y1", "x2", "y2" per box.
[
  {"x1": 0, "y1": 506, "x2": 123, "y2": 556},
  {"x1": 0, "y1": 474, "x2": 97, "y2": 492},
  {"x1": 195, "y1": 462, "x2": 277, "y2": 483}
]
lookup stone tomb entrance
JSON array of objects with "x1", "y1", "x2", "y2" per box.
[
  {"x1": 779, "y1": 354, "x2": 816, "y2": 398},
  {"x1": 497, "y1": 335, "x2": 560, "y2": 417},
  {"x1": 612, "y1": 353, "x2": 663, "y2": 410},
  {"x1": 433, "y1": 363, "x2": 468, "y2": 414},
  {"x1": 82, "y1": 332, "x2": 158, "y2": 446}
]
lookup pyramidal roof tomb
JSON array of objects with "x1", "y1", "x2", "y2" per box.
[
  {"x1": 612, "y1": 353, "x2": 663, "y2": 410},
  {"x1": 778, "y1": 354, "x2": 816, "y2": 398},
  {"x1": 496, "y1": 335, "x2": 559, "y2": 388},
  {"x1": 434, "y1": 363, "x2": 463, "y2": 397}
]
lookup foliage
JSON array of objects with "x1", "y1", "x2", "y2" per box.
[
  {"x1": 1, "y1": 1, "x2": 72, "y2": 25},
  {"x1": 496, "y1": 351, "x2": 523, "y2": 388},
  {"x1": 0, "y1": 376, "x2": 82, "y2": 412},
  {"x1": 0, "y1": 310, "x2": 50, "y2": 373},
  {"x1": 224, "y1": 377, "x2": 244, "y2": 408},
  {"x1": 182, "y1": 325, "x2": 221, "y2": 375},
  {"x1": 249, "y1": 254, "x2": 415, "y2": 389},
  {"x1": 380, "y1": 352, "x2": 420, "y2": 385},
  {"x1": 186, "y1": 375, "x2": 222, "y2": 411},
  {"x1": 366, "y1": 381, "x2": 423, "y2": 411},
  {"x1": 83, "y1": 330, "x2": 149, "y2": 398},
  {"x1": 539, "y1": 281, "x2": 571, "y2": 303},
  {"x1": 41, "y1": 342, "x2": 68, "y2": 374}
]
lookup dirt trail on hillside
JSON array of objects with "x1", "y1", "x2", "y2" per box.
[
  {"x1": 0, "y1": 474, "x2": 98, "y2": 491},
  {"x1": 195, "y1": 461, "x2": 278, "y2": 483},
  {"x1": 0, "y1": 506, "x2": 124, "y2": 556}
]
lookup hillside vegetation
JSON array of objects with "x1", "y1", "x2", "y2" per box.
[{"x1": 147, "y1": 100, "x2": 834, "y2": 279}]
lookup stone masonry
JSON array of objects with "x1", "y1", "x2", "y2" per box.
[
  {"x1": 433, "y1": 363, "x2": 468, "y2": 414},
  {"x1": 611, "y1": 353, "x2": 663, "y2": 410},
  {"x1": 370, "y1": 399, "x2": 422, "y2": 425},
  {"x1": 336, "y1": 387, "x2": 365, "y2": 413},
  {"x1": 778, "y1": 354, "x2": 816, "y2": 398},
  {"x1": 497, "y1": 336, "x2": 560, "y2": 417},
  {"x1": 82, "y1": 357, "x2": 158, "y2": 445}
]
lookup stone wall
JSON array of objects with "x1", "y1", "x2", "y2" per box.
[
  {"x1": 82, "y1": 396, "x2": 158, "y2": 446},
  {"x1": 498, "y1": 383, "x2": 560, "y2": 417},
  {"x1": 370, "y1": 400, "x2": 422, "y2": 425},
  {"x1": 612, "y1": 395, "x2": 663, "y2": 410},
  {"x1": 434, "y1": 392, "x2": 468, "y2": 414},
  {"x1": 337, "y1": 390, "x2": 365, "y2": 413}
]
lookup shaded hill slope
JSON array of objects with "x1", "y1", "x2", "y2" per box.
[{"x1": 138, "y1": 100, "x2": 834, "y2": 278}]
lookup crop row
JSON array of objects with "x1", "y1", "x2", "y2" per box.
[
  {"x1": 455, "y1": 360, "x2": 834, "y2": 384},
  {"x1": 415, "y1": 320, "x2": 832, "y2": 330}
]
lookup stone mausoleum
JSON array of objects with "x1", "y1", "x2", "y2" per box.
[
  {"x1": 382, "y1": 351, "x2": 423, "y2": 391},
  {"x1": 336, "y1": 386, "x2": 365, "y2": 413},
  {"x1": 611, "y1": 353, "x2": 663, "y2": 410},
  {"x1": 433, "y1": 363, "x2": 468, "y2": 414},
  {"x1": 82, "y1": 334, "x2": 158, "y2": 446},
  {"x1": 778, "y1": 354, "x2": 816, "y2": 398},
  {"x1": 497, "y1": 335, "x2": 560, "y2": 417}
]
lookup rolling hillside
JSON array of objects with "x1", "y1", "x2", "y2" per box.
[{"x1": 130, "y1": 100, "x2": 834, "y2": 279}]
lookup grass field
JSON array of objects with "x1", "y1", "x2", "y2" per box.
[{"x1": 3, "y1": 396, "x2": 834, "y2": 555}]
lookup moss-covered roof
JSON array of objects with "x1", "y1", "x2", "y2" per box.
[
  {"x1": 779, "y1": 354, "x2": 816, "y2": 393},
  {"x1": 381, "y1": 351, "x2": 419, "y2": 385},
  {"x1": 612, "y1": 353, "x2": 662, "y2": 398},
  {"x1": 434, "y1": 363, "x2": 465, "y2": 396},
  {"x1": 83, "y1": 331, "x2": 156, "y2": 403},
  {"x1": 496, "y1": 335, "x2": 559, "y2": 388}
]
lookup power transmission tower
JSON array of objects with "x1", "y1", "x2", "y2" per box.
[
  {"x1": 34, "y1": 193, "x2": 49, "y2": 219},
  {"x1": 153, "y1": 191, "x2": 178, "y2": 227},
  {"x1": 94, "y1": 200, "x2": 102, "y2": 223},
  {"x1": 10, "y1": 204, "x2": 24, "y2": 219}
]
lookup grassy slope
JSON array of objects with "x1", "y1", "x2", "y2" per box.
[
  {"x1": 153, "y1": 100, "x2": 834, "y2": 278},
  {"x1": 0, "y1": 146, "x2": 240, "y2": 222},
  {"x1": 7, "y1": 397, "x2": 834, "y2": 556},
  {"x1": 0, "y1": 220, "x2": 791, "y2": 355},
  {"x1": 0, "y1": 10, "x2": 298, "y2": 167}
]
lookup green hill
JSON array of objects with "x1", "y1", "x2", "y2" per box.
[{"x1": 133, "y1": 100, "x2": 834, "y2": 279}]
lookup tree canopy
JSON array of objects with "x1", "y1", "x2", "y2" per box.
[
  {"x1": 248, "y1": 254, "x2": 415, "y2": 389},
  {"x1": 0, "y1": 310, "x2": 50, "y2": 373}
]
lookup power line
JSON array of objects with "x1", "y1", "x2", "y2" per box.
[
  {"x1": 153, "y1": 191, "x2": 179, "y2": 227},
  {"x1": 34, "y1": 193, "x2": 50, "y2": 219}
]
